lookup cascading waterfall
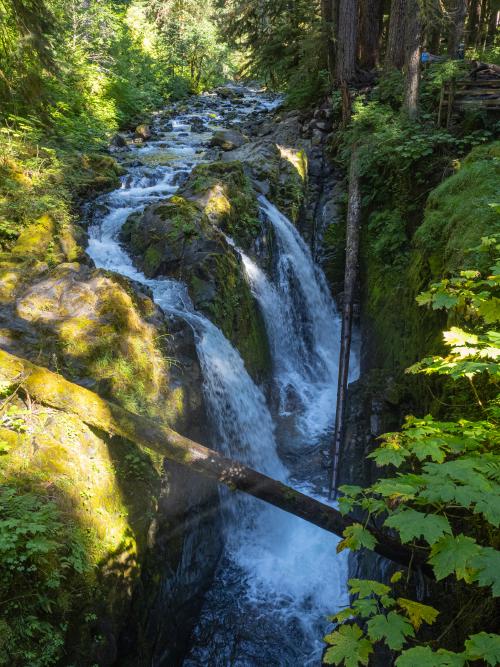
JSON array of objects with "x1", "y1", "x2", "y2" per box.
[{"x1": 85, "y1": 87, "x2": 351, "y2": 666}]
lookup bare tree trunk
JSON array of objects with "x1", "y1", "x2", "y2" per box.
[
  {"x1": 329, "y1": 147, "x2": 361, "y2": 500},
  {"x1": 427, "y1": 24, "x2": 441, "y2": 55},
  {"x1": 448, "y1": 0, "x2": 468, "y2": 57},
  {"x1": 358, "y1": 0, "x2": 383, "y2": 69},
  {"x1": 336, "y1": 0, "x2": 359, "y2": 82},
  {"x1": 487, "y1": 6, "x2": 500, "y2": 45},
  {"x1": 385, "y1": 0, "x2": 407, "y2": 70},
  {"x1": 321, "y1": 0, "x2": 337, "y2": 83},
  {"x1": 0, "y1": 348, "x2": 433, "y2": 573},
  {"x1": 467, "y1": 0, "x2": 481, "y2": 47},
  {"x1": 403, "y1": 0, "x2": 421, "y2": 119}
]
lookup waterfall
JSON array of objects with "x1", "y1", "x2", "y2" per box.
[{"x1": 85, "y1": 88, "x2": 350, "y2": 666}]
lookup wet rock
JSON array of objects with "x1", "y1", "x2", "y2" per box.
[
  {"x1": 311, "y1": 129, "x2": 324, "y2": 146},
  {"x1": 120, "y1": 162, "x2": 271, "y2": 382},
  {"x1": 110, "y1": 133, "x2": 128, "y2": 148},
  {"x1": 135, "y1": 123, "x2": 152, "y2": 140},
  {"x1": 210, "y1": 128, "x2": 248, "y2": 150},
  {"x1": 190, "y1": 117, "x2": 208, "y2": 133},
  {"x1": 216, "y1": 85, "x2": 244, "y2": 100}
]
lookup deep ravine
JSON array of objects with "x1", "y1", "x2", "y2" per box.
[{"x1": 86, "y1": 88, "x2": 355, "y2": 666}]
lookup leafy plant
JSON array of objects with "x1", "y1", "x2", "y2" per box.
[{"x1": 327, "y1": 259, "x2": 500, "y2": 665}]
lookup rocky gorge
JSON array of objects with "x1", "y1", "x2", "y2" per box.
[{"x1": 2, "y1": 78, "x2": 495, "y2": 665}]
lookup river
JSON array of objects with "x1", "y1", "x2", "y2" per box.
[{"x1": 86, "y1": 86, "x2": 356, "y2": 666}]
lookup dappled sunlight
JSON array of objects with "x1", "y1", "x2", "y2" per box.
[{"x1": 278, "y1": 144, "x2": 308, "y2": 182}]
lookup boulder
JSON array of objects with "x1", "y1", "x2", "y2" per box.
[
  {"x1": 135, "y1": 124, "x2": 152, "y2": 140},
  {"x1": 209, "y1": 129, "x2": 248, "y2": 151},
  {"x1": 110, "y1": 133, "x2": 128, "y2": 148},
  {"x1": 216, "y1": 85, "x2": 244, "y2": 100},
  {"x1": 120, "y1": 162, "x2": 271, "y2": 382},
  {"x1": 190, "y1": 117, "x2": 208, "y2": 133}
]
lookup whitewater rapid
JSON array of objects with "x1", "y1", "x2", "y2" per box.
[{"x1": 86, "y1": 88, "x2": 352, "y2": 666}]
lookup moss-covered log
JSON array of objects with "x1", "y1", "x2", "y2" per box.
[{"x1": 0, "y1": 348, "x2": 431, "y2": 573}]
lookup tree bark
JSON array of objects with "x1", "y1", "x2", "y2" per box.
[
  {"x1": 335, "y1": 0, "x2": 359, "y2": 83},
  {"x1": 487, "y1": 6, "x2": 500, "y2": 46},
  {"x1": 385, "y1": 0, "x2": 406, "y2": 70},
  {"x1": 358, "y1": 0, "x2": 383, "y2": 69},
  {"x1": 0, "y1": 347, "x2": 431, "y2": 573},
  {"x1": 467, "y1": 0, "x2": 481, "y2": 47},
  {"x1": 329, "y1": 146, "x2": 361, "y2": 500},
  {"x1": 448, "y1": 0, "x2": 468, "y2": 57},
  {"x1": 321, "y1": 0, "x2": 337, "y2": 83},
  {"x1": 403, "y1": 0, "x2": 421, "y2": 119}
]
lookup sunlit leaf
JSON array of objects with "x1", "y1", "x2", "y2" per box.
[{"x1": 323, "y1": 624, "x2": 373, "y2": 667}]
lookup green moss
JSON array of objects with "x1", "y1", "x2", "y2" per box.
[
  {"x1": 415, "y1": 140, "x2": 500, "y2": 276},
  {"x1": 361, "y1": 141, "x2": 499, "y2": 374},
  {"x1": 143, "y1": 245, "x2": 163, "y2": 277},
  {"x1": 189, "y1": 161, "x2": 261, "y2": 247},
  {"x1": 208, "y1": 251, "x2": 271, "y2": 381},
  {"x1": 0, "y1": 397, "x2": 160, "y2": 667}
]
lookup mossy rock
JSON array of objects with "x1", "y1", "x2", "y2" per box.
[
  {"x1": 120, "y1": 162, "x2": 271, "y2": 380},
  {"x1": 221, "y1": 140, "x2": 308, "y2": 222},
  {"x1": 64, "y1": 152, "x2": 125, "y2": 198},
  {"x1": 360, "y1": 141, "x2": 499, "y2": 373},
  {"x1": 415, "y1": 140, "x2": 500, "y2": 276},
  {"x1": 0, "y1": 399, "x2": 160, "y2": 666}
]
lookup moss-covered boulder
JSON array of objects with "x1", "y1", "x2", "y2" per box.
[
  {"x1": 120, "y1": 162, "x2": 271, "y2": 381},
  {"x1": 415, "y1": 140, "x2": 500, "y2": 277},
  {"x1": 221, "y1": 139, "x2": 308, "y2": 223},
  {"x1": 0, "y1": 257, "x2": 221, "y2": 666}
]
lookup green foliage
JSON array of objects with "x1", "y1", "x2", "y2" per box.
[
  {"x1": 328, "y1": 261, "x2": 500, "y2": 665},
  {"x1": 324, "y1": 624, "x2": 373, "y2": 667},
  {"x1": 213, "y1": 0, "x2": 326, "y2": 103},
  {"x1": 415, "y1": 145, "x2": 500, "y2": 276},
  {"x1": 0, "y1": 0, "x2": 235, "y2": 153},
  {"x1": 0, "y1": 485, "x2": 90, "y2": 666}
]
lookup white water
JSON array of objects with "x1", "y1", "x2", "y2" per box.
[{"x1": 85, "y1": 88, "x2": 351, "y2": 666}]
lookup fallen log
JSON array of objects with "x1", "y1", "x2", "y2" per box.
[{"x1": 0, "y1": 348, "x2": 430, "y2": 574}]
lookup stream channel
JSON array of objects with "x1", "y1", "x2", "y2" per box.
[{"x1": 86, "y1": 87, "x2": 358, "y2": 666}]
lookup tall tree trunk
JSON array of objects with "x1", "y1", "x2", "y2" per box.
[
  {"x1": 358, "y1": 0, "x2": 383, "y2": 69},
  {"x1": 329, "y1": 146, "x2": 360, "y2": 499},
  {"x1": 321, "y1": 0, "x2": 337, "y2": 83},
  {"x1": 467, "y1": 0, "x2": 481, "y2": 46},
  {"x1": 428, "y1": 26, "x2": 442, "y2": 54},
  {"x1": 335, "y1": 0, "x2": 359, "y2": 82},
  {"x1": 403, "y1": 0, "x2": 421, "y2": 119},
  {"x1": 0, "y1": 348, "x2": 431, "y2": 573},
  {"x1": 447, "y1": 0, "x2": 468, "y2": 57},
  {"x1": 487, "y1": 5, "x2": 499, "y2": 45},
  {"x1": 385, "y1": 0, "x2": 407, "y2": 69}
]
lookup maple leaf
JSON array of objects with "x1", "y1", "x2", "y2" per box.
[
  {"x1": 367, "y1": 611, "x2": 414, "y2": 650},
  {"x1": 323, "y1": 624, "x2": 373, "y2": 667},
  {"x1": 337, "y1": 524, "x2": 376, "y2": 553},
  {"x1": 384, "y1": 509, "x2": 451, "y2": 545},
  {"x1": 429, "y1": 534, "x2": 481, "y2": 581},
  {"x1": 396, "y1": 597, "x2": 439, "y2": 630},
  {"x1": 396, "y1": 646, "x2": 465, "y2": 667},
  {"x1": 470, "y1": 547, "x2": 500, "y2": 596},
  {"x1": 465, "y1": 632, "x2": 500, "y2": 666},
  {"x1": 348, "y1": 579, "x2": 391, "y2": 598}
]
